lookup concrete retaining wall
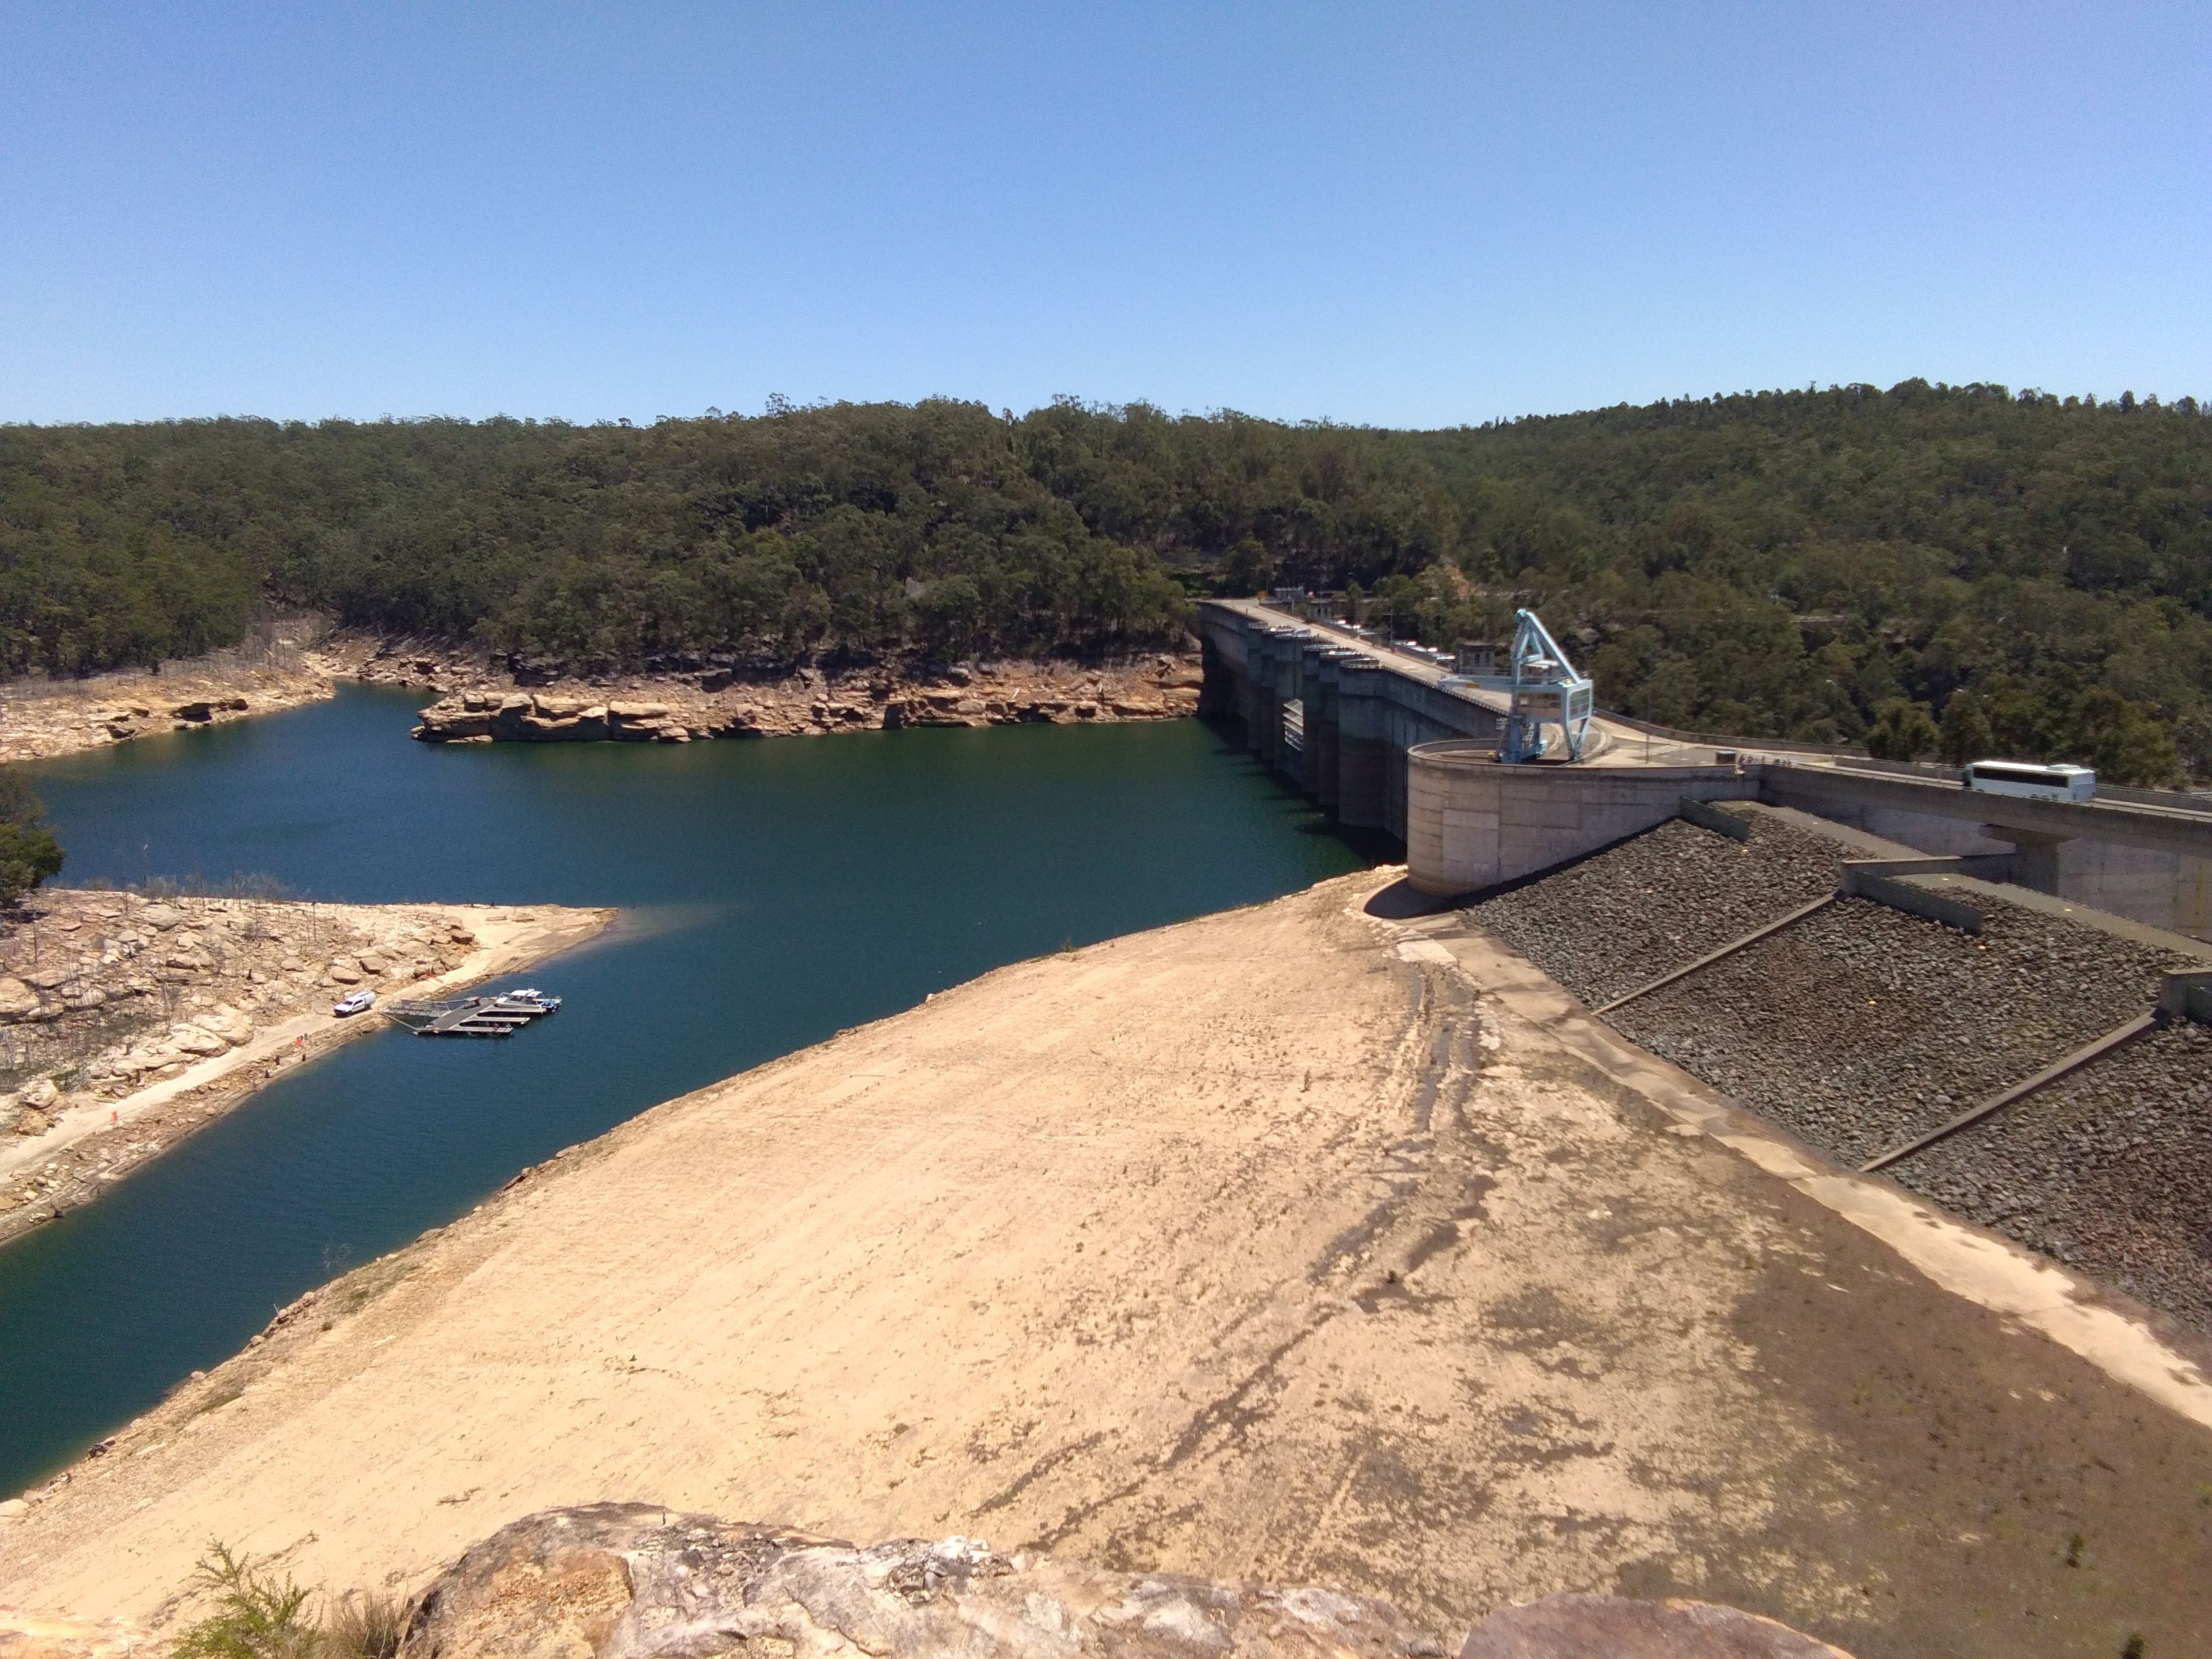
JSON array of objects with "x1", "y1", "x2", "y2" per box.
[
  {"x1": 1406, "y1": 743, "x2": 1753, "y2": 896},
  {"x1": 1761, "y1": 763, "x2": 2212, "y2": 942}
]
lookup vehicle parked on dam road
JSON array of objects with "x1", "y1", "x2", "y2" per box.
[
  {"x1": 333, "y1": 989, "x2": 377, "y2": 1017},
  {"x1": 1964, "y1": 760, "x2": 2098, "y2": 802}
]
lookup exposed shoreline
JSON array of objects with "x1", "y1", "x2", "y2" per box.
[
  {"x1": 1, "y1": 632, "x2": 1206, "y2": 765},
  {"x1": 0, "y1": 897, "x2": 614, "y2": 1247},
  {"x1": 0, "y1": 641, "x2": 337, "y2": 766},
  {"x1": 402, "y1": 642, "x2": 1204, "y2": 742},
  {"x1": 6, "y1": 871, "x2": 2211, "y2": 1658}
]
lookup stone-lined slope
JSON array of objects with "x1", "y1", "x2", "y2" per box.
[
  {"x1": 1611, "y1": 892, "x2": 2187, "y2": 1169},
  {"x1": 1896, "y1": 1019, "x2": 2212, "y2": 1332},
  {"x1": 1471, "y1": 808, "x2": 1844, "y2": 1008}
]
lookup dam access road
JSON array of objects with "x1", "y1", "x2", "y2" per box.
[{"x1": 5, "y1": 871, "x2": 2209, "y2": 1659}]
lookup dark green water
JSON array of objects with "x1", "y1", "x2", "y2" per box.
[{"x1": 0, "y1": 688, "x2": 1366, "y2": 1494}]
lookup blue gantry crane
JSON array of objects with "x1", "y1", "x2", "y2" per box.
[{"x1": 1447, "y1": 609, "x2": 1595, "y2": 762}]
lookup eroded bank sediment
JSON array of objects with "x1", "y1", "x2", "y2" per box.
[{"x1": 4, "y1": 871, "x2": 2209, "y2": 1659}]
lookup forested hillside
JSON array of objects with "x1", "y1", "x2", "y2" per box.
[{"x1": 2, "y1": 383, "x2": 2207, "y2": 781}]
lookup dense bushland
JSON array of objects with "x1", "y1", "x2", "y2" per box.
[{"x1": 2, "y1": 383, "x2": 2207, "y2": 780}]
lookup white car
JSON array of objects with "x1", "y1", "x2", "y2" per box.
[{"x1": 333, "y1": 989, "x2": 377, "y2": 1017}]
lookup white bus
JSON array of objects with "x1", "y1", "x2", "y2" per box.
[{"x1": 1963, "y1": 760, "x2": 2097, "y2": 802}]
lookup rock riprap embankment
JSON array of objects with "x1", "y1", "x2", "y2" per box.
[
  {"x1": 410, "y1": 655, "x2": 1204, "y2": 743},
  {"x1": 1895, "y1": 1019, "x2": 2212, "y2": 1332},
  {"x1": 1470, "y1": 809, "x2": 1844, "y2": 1007},
  {"x1": 392, "y1": 1504, "x2": 1851, "y2": 1659},
  {"x1": 1610, "y1": 893, "x2": 2190, "y2": 1170}
]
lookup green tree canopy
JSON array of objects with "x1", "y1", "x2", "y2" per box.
[
  {"x1": 0, "y1": 776, "x2": 64, "y2": 907},
  {"x1": 2, "y1": 383, "x2": 2208, "y2": 783}
]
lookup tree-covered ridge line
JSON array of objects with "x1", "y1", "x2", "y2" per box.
[{"x1": 1, "y1": 380, "x2": 2207, "y2": 782}]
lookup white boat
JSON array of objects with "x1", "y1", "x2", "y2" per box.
[
  {"x1": 333, "y1": 989, "x2": 377, "y2": 1017},
  {"x1": 489, "y1": 987, "x2": 562, "y2": 1015}
]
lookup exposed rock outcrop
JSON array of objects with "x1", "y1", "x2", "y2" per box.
[
  {"x1": 0, "y1": 893, "x2": 609, "y2": 1244},
  {"x1": 3, "y1": 630, "x2": 1205, "y2": 763},
  {"x1": 411, "y1": 656, "x2": 1205, "y2": 744},
  {"x1": 0, "y1": 627, "x2": 337, "y2": 765},
  {"x1": 396, "y1": 1506, "x2": 1849, "y2": 1659}
]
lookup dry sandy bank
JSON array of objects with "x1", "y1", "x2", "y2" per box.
[{"x1": 3, "y1": 872, "x2": 2210, "y2": 1659}]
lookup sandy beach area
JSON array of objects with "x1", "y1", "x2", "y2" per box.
[{"x1": 3, "y1": 871, "x2": 2209, "y2": 1658}]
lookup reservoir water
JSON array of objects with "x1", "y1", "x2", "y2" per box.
[{"x1": 0, "y1": 688, "x2": 1368, "y2": 1495}]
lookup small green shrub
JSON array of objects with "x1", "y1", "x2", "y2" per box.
[
  {"x1": 171, "y1": 1543, "x2": 319, "y2": 1659},
  {"x1": 169, "y1": 1542, "x2": 403, "y2": 1659},
  {"x1": 0, "y1": 776, "x2": 63, "y2": 908}
]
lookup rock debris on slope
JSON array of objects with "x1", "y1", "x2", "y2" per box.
[
  {"x1": 1896, "y1": 1019, "x2": 2212, "y2": 1332},
  {"x1": 1612, "y1": 893, "x2": 2186, "y2": 1170},
  {"x1": 1471, "y1": 811, "x2": 1844, "y2": 1008}
]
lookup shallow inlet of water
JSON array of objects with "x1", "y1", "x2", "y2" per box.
[{"x1": 0, "y1": 689, "x2": 1370, "y2": 1494}]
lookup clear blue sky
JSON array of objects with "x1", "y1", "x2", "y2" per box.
[{"x1": 4, "y1": 1, "x2": 2206, "y2": 427}]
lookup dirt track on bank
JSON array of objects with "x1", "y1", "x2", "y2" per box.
[{"x1": 3, "y1": 872, "x2": 2210, "y2": 1659}]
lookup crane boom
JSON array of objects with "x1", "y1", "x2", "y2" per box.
[{"x1": 1447, "y1": 609, "x2": 1595, "y2": 762}]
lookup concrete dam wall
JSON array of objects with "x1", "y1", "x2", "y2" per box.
[
  {"x1": 1200, "y1": 602, "x2": 1504, "y2": 841},
  {"x1": 1198, "y1": 598, "x2": 2212, "y2": 943}
]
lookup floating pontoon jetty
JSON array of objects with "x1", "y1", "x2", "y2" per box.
[{"x1": 383, "y1": 991, "x2": 560, "y2": 1038}]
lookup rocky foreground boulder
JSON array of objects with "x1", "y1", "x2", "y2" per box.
[{"x1": 396, "y1": 1504, "x2": 1851, "y2": 1659}]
